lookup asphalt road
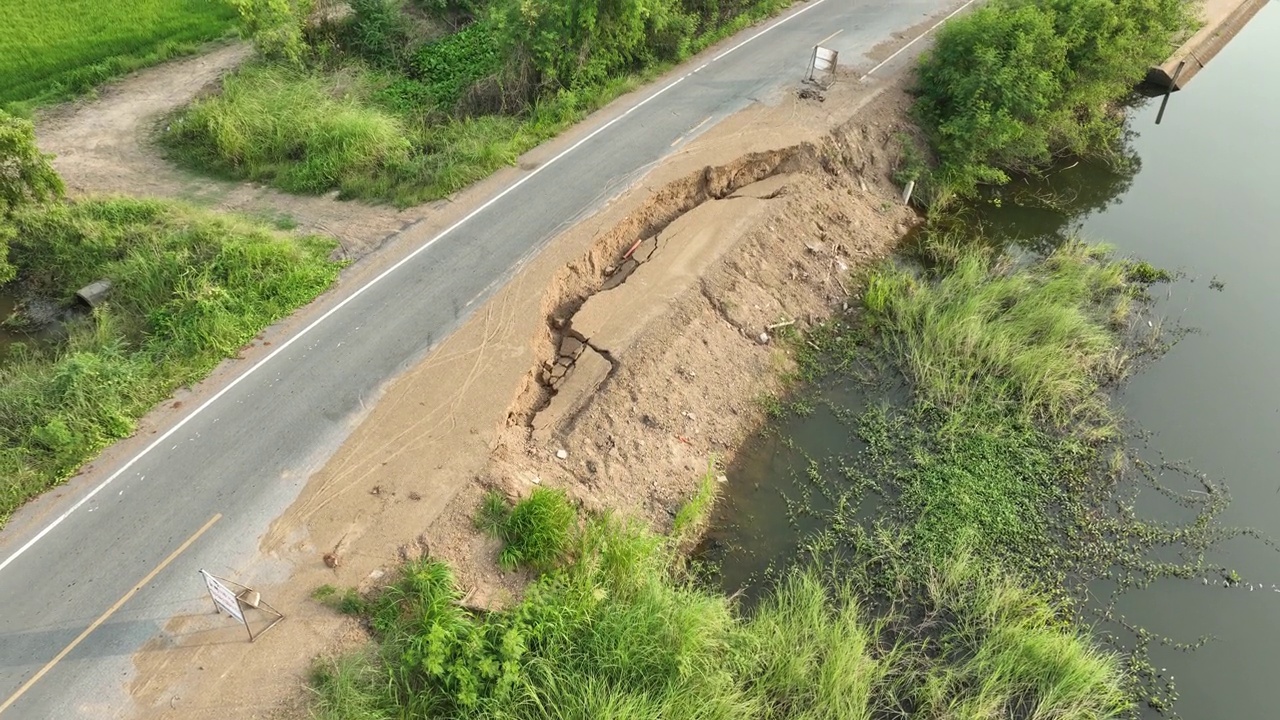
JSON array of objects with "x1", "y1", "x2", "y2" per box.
[{"x1": 0, "y1": 1, "x2": 963, "y2": 716}]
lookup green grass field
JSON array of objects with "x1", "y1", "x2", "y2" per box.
[{"x1": 0, "y1": 0, "x2": 236, "y2": 111}]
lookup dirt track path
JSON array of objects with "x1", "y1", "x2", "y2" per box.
[{"x1": 33, "y1": 42, "x2": 423, "y2": 258}]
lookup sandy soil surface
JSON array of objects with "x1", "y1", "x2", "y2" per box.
[
  {"x1": 33, "y1": 42, "x2": 428, "y2": 259},
  {"x1": 119, "y1": 65, "x2": 926, "y2": 716}
]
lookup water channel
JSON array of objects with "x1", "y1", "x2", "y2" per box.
[{"x1": 707, "y1": 5, "x2": 1280, "y2": 718}]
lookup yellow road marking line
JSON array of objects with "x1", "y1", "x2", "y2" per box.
[{"x1": 0, "y1": 513, "x2": 222, "y2": 716}]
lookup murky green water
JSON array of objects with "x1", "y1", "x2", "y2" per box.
[{"x1": 709, "y1": 5, "x2": 1280, "y2": 717}]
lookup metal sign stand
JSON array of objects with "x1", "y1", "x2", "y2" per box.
[
  {"x1": 805, "y1": 45, "x2": 839, "y2": 86},
  {"x1": 200, "y1": 570, "x2": 284, "y2": 642}
]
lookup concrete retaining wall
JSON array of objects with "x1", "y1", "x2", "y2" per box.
[{"x1": 1147, "y1": 0, "x2": 1269, "y2": 90}]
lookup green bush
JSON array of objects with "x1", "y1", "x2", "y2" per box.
[
  {"x1": 229, "y1": 0, "x2": 314, "y2": 66},
  {"x1": 311, "y1": 515, "x2": 1130, "y2": 720},
  {"x1": 347, "y1": 0, "x2": 417, "y2": 67},
  {"x1": 0, "y1": 110, "x2": 65, "y2": 283},
  {"x1": 410, "y1": 20, "x2": 503, "y2": 110},
  {"x1": 0, "y1": 197, "x2": 339, "y2": 523},
  {"x1": 492, "y1": 0, "x2": 698, "y2": 91},
  {"x1": 915, "y1": 0, "x2": 1194, "y2": 195}
]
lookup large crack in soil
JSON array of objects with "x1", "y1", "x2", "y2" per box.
[{"x1": 507, "y1": 123, "x2": 876, "y2": 436}]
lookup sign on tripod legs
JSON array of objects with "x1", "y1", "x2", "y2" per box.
[{"x1": 199, "y1": 569, "x2": 284, "y2": 641}]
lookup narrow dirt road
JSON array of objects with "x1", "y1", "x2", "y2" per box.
[{"x1": 34, "y1": 42, "x2": 425, "y2": 258}]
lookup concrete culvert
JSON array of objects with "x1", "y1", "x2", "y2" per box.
[{"x1": 75, "y1": 279, "x2": 112, "y2": 308}]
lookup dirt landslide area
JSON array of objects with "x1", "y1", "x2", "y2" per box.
[{"x1": 125, "y1": 71, "x2": 922, "y2": 718}]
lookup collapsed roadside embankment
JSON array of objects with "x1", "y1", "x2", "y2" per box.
[
  {"x1": 433, "y1": 82, "x2": 925, "y2": 605},
  {"x1": 125, "y1": 68, "x2": 927, "y2": 717}
]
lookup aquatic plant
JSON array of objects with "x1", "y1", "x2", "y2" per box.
[{"x1": 861, "y1": 241, "x2": 1132, "y2": 428}]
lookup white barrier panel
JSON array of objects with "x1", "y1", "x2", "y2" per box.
[{"x1": 201, "y1": 569, "x2": 244, "y2": 622}]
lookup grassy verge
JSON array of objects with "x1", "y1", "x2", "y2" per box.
[
  {"x1": 162, "y1": 0, "x2": 793, "y2": 206},
  {"x1": 0, "y1": 0, "x2": 237, "y2": 114},
  {"x1": 311, "y1": 495, "x2": 1129, "y2": 719},
  {"x1": 162, "y1": 62, "x2": 649, "y2": 206},
  {"x1": 0, "y1": 197, "x2": 339, "y2": 523}
]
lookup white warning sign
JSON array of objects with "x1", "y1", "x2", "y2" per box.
[
  {"x1": 201, "y1": 570, "x2": 244, "y2": 622},
  {"x1": 814, "y1": 46, "x2": 838, "y2": 73}
]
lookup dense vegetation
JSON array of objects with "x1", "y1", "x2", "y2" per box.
[
  {"x1": 164, "y1": 0, "x2": 792, "y2": 205},
  {"x1": 0, "y1": 111, "x2": 340, "y2": 523},
  {"x1": 913, "y1": 0, "x2": 1195, "y2": 199},
  {"x1": 0, "y1": 0, "x2": 236, "y2": 113},
  {"x1": 312, "y1": 495, "x2": 1130, "y2": 719}
]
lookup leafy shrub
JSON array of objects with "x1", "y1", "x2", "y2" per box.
[
  {"x1": 411, "y1": 20, "x2": 503, "y2": 110},
  {"x1": 491, "y1": 0, "x2": 698, "y2": 92},
  {"x1": 915, "y1": 0, "x2": 1194, "y2": 195},
  {"x1": 229, "y1": 0, "x2": 315, "y2": 66},
  {"x1": 347, "y1": 0, "x2": 415, "y2": 66},
  {"x1": 0, "y1": 110, "x2": 65, "y2": 282}
]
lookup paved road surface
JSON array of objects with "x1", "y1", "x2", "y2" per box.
[{"x1": 0, "y1": 1, "x2": 963, "y2": 716}]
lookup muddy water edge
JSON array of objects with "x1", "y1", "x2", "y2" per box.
[{"x1": 705, "y1": 6, "x2": 1280, "y2": 719}]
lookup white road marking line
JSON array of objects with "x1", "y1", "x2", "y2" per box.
[
  {"x1": 713, "y1": 0, "x2": 833, "y2": 63},
  {"x1": 671, "y1": 115, "x2": 715, "y2": 146},
  {"x1": 817, "y1": 29, "x2": 844, "y2": 47},
  {"x1": 863, "y1": 0, "x2": 978, "y2": 79},
  {"x1": 0, "y1": 0, "x2": 836, "y2": 576}
]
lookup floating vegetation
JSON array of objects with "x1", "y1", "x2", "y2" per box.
[{"x1": 712, "y1": 240, "x2": 1278, "y2": 718}]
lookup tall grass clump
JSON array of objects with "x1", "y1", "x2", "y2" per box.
[
  {"x1": 671, "y1": 461, "x2": 722, "y2": 546},
  {"x1": 0, "y1": 197, "x2": 339, "y2": 523},
  {"x1": 863, "y1": 241, "x2": 1132, "y2": 426},
  {"x1": 0, "y1": 0, "x2": 236, "y2": 113},
  {"x1": 478, "y1": 487, "x2": 577, "y2": 571},
  {"x1": 910, "y1": 548, "x2": 1131, "y2": 719},
  {"x1": 311, "y1": 511, "x2": 1129, "y2": 720},
  {"x1": 914, "y1": 0, "x2": 1195, "y2": 198},
  {"x1": 162, "y1": 65, "x2": 414, "y2": 200}
]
